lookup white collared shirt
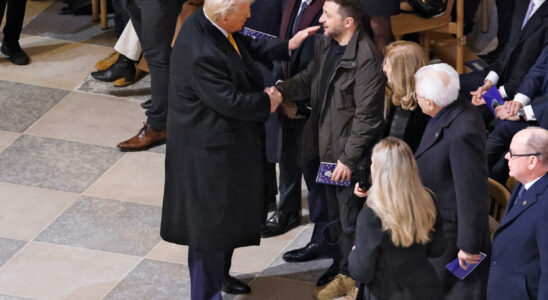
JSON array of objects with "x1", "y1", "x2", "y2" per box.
[
  {"x1": 524, "y1": 174, "x2": 544, "y2": 190},
  {"x1": 484, "y1": 0, "x2": 546, "y2": 98}
]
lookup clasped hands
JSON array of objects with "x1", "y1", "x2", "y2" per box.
[{"x1": 471, "y1": 81, "x2": 523, "y2": 121}]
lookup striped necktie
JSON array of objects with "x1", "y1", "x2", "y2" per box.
[
  {"x1": 227, "y1": 33, "x2": 241, "y2": 58},
  {"x1": 521, "y1": 1, "x2": 536, "y2": 30}
]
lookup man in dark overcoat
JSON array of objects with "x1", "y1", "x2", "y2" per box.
[
  {"x1": 414, "y1": 63, "x2": 491, "y2": 300},
  {"x1": 160, "y1": 0, "x2": 318, "y2": 299}
]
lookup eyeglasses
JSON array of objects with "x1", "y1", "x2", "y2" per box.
[{"x1": 507, "y1": 150, "x2": 542, "y2": 159}]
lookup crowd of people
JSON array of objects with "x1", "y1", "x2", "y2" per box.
[{"x1": 2, "y1": 0, "x2": 546, "y2": 299}]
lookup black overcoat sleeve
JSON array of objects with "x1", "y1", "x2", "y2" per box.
[{"x1": 348, "y1": 206, "x2": 383, "y2": 284}]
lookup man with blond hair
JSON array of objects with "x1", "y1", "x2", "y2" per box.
[{"x1": 160, "y1": 0, "x2": 318, "y2": 299}]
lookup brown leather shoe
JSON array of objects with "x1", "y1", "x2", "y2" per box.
[{"x1": 117, "y1": 123, "x2": 166, "y2": 151}]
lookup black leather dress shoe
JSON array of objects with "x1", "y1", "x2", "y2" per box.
[
  {"x1": 283, "y1": 242, "x2": 331, "y2": 263},
  {"x1": 316, "y1": 262, "x2": 339, "y2": 286},
  {"x1": 141, "y1": 99, "x2": 152, "y2": 109},
  {"x1": 1, "y1": 42, "x2": 29, "y2": 65},
  {"x1": 261, "y1": 211, "x2": 300, "y2": 238},
  {"x1": 221, "y1": 275, "x2": 251, "y2": 294},
  {"x1": 91, "y1": 54, "x2": 135, "y2": 83}
]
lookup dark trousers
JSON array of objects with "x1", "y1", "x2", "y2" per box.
[
  {"x1": 278, "y1": 118, "x2": 328, "y2": 243},
  {"x1": 487, "y1": 120, "x2": 528, "y2": 183},
  {"x1": 126, "y1": 0, "x2": 181, "y2": 131},
  {"x1": 0, "y1": 0, "x2": 27, "y2": 44},
  {"x1": 112, "y1": 0, "x2": 130, "y2": 38},
  {"x1": 324, "y1": 185, "x2": 363, "y2": 276},
  {"x1": 429, "y1": 221, "x2": 489, "y2": 300},
  {"x1": 188, "y1": 248, "x2": 233, "y2": 300}
]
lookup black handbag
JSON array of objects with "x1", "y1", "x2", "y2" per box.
[{"x1": 406, "y1": 0, "x2": 446, "y2": 19}]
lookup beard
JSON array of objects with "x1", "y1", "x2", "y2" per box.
[{"x1": 325, "y1": 22, "x2": 344, "y2": 40}]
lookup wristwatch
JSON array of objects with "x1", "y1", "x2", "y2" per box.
[{"x1": 517, "y1": 108, "x2": 525, "y2": 122}]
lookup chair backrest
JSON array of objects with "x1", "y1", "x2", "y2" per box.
[
  {"x1": 487, "y1": 178, "x2": 510, "y2": 223},
  {"x1": 506, "y1": 176, "x2": 517, "y2": 192}
]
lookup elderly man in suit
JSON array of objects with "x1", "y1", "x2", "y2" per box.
[
  {"x1": 487, "y1": 127, "x2": 548, "y2": 300},
  {"x1": 160, "y1": 0, "x2": 318, "y2": 299},
  {"x1": 273, "y1": 0, "x2": 386, "y2": 297},
  {"x1": 414, "y1": 63, "x2": 491, "y2": 300}
]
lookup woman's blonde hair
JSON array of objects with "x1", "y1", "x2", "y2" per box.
[
  {"x1": 383, "y1": 41, "x2": 428, "y2": 111},
  {"x1": 367, "y1": 137, "x2": 437, "y2": 247}
]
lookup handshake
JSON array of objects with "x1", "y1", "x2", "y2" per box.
[
  {"x1": 264, "y1": 86, "x2": 304, "y2": 119},
  {"x1": 264, "y1": 86, "x2": 283, "y2": 113}
]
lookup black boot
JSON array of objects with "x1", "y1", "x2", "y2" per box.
[
  {"x1": 221, "y1": 275, "x2": 251, "y2": 294},
  {"x1": 261, "y1": 211, "x2": 301, "y2": 238},
  {"x1": 91, "y1": 54, "x2": 136, "y2": 83},
  {"x1": 1, "y1": 40, "x2": 29, "y2": 65}
]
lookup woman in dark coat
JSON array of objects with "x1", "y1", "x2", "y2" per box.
[
  {"x1": 349, "y1": 137, "x2": 446, "y2": 300},
  {"x1": 383, "y1": 41, "x2": 430, "y2": 152}
]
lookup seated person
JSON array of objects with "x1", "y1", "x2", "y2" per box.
[
  {"x1": 486, "y1": 45, "x2": 548, "y2": 183},
  {"x1": 465, "y1": 0, "x2": 548, "y2": 120},
  {"x1": 350, "y1": 137, "x2": 445, "y2": 300},
  {"x1": 383, "y1": 41, "x2": 430, "y2": 152}
]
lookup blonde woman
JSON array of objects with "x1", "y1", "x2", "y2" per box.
[
  {"x1": 384, "y1": 41, "x2": 430, "y2": 152},
  {"x1": 349, "y1": 137, "x2": 445, "y2": 300}
]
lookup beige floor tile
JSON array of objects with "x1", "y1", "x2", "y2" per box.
[
  {"x1": 26, "y1": 91, "x2": 146, "y2": 148},
  {"x1": 84, "y1": 152, "x2": 165, "y2": 206},
  {"x1": 235, "y1": 276, "x2": 315, "y2": 300},
  {"x1": 0, "y1": 35, "x2": 113, "y2": 90},
  {"x1": 23, "y1": 0, "x2": 55, "y2": 26},
  {"x1": 0, "y1": 131, "x2": 20, "y2": 153},
  {"x1": 147, "y1": 225, "x2": 306, "y2": 274},
  {"x1": 0, "y1": 182, "x2": 77, "y2": 241},
  {"x1": 0, "y1": 242, "x2": 140, "y2": 300}
]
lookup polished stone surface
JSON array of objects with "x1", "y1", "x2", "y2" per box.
[
  {"x1": 0, "y1": 135, "x2": 124, "y2": 193},
  {"x1": 77, "y1": 74, "x2": 151, "y2": 102},
  {"x1": 0, "y1": 81, "x2": 68, "y2": 133},
  {"x1": 35, "y1": 196, "x2": 162, "y2": 256},
  {"x1": 104, "y1": 259, "x2": 190, "y2": 300},
  {"x1": 0, "y1": 238, "x2": 26, "y2": 268}
]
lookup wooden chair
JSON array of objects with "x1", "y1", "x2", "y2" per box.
[
  {"x1": 488, "y1": 177, "x2": 510, "y2": 223},
  {"x1": 391, "y1": 0, "x2": 465, "y2": 73},
  {"x1": 487, "y1": 178, "x2": 510, "y2": 239},
  {"x1": 506, "y1": 176, "x2": 517, "y2": 192},
  {"x1": 91, "y1": 0, "x2": 108, "y2": 30}
]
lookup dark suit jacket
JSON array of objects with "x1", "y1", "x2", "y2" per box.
[
  {"x1": 161, "y1": 9, "x2": 289, "y2": 251},
  {"x1": 415, "y1": 98, "x2": 491, "y2": 298},
  {"x1": 490, "y1": 1, "x2": 548, "y2": 98},
  {"x1": 348, "y1": 206, "x2": 445, "y2": 300},
  {"x1": 535, "y1": 98, "x2": 548, "y2": 128},
  {"x1": 487, "y1": 174, "x2": 548, "y2": 300},
  {"x1": 516, "y1": 45, "x2": 548, "y2": 100}
]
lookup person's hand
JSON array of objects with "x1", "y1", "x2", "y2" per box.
[
  {"x1": 458, "y1": 250, "x2": 482, "y2": 270},
  {"x1": 503, "y1": 100, "x2": 523, "y2": 115},
  {"x1": 264, "y1": 86, "x2": 282, "y2": 113},
  {"x1": 331, "y1": 160, "x2": 351, "y2": 182},
  {"x1": 281, "y1": 100, "x2": 304, "y2": 119},
  {"x1": 354, "y1": 182, "x2": 367, "y2": 198},
  {"x1": 495, "y1": 105, "x2": 520, "y2": 121},
  {"x1": 470, "y1": 80, "x2": 493, "y2": 106},
  {"x1": 288, "y1": 26, "x2": 321, "y2": 51}
]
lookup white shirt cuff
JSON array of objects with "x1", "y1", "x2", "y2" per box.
[
  {"x1": 523, "y1": 105, "x2": 537, "y2": 121},
  {"x1": 499, "y1": 86, "x2": 508, "y2": 99},
  {"x1": 513, "y1": 93, "x2": 531, "y2": 106},
  {"x1": 485, "y1": 71, "x2": 499, "y2": 86}
]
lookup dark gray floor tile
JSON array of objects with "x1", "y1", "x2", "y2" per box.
[
  {"x1": 0, "y1": 81, "x2": 68, "y2": 133},
  {"x1": 22, "y1": 2, "x2": 117, "y2": 47},
  {"x1": 104, "y1": 259, "x2": 189, "y2": 300},
  {"x1": 261, "y1": 227, "x2": 332, "y2": 283},
  {"x1": 0, "y1": 237, "x2": 26, "y2": 268},
  {"x1": 0, "y1": 135, "x2": 124, "y2": 193},
  {"x1": 35, "y1": 196, "x2": 161, "y2": 256},
  {"x1": 77, "y1": 75, "x2": 151, "y2": 102}
]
